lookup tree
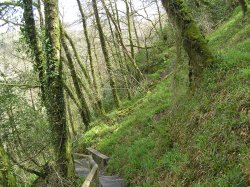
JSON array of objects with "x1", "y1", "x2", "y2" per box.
[
  {"x1": 239, "y1": 0, "x2": 248, "y2": 15},
  {"x1": 101, "y1": 0, "x2": 144, "y2": 81},
  {"x1": 155, "y1": 0, "x2": 163, "y2": 32},
  {"x1": 124, "y1": 0, "x2": 135, "y2": 60},
  {"x1": 76, "y1": 0, "x2": 105, "y2": 115},
  {"x1": 0, "y1": 140, "x2": 17, "y2": 187},
  {"x1": 43, "y1": 0, "x2": 75, "y2": 183},
  {"x1": 92, "y1": 0, "x2": 121, "y2": 107},
  {"x1": 60, "y1": 25, "x2": 91, "y2": 129},
  {"x1": 161, "y1": 0, "x2": 214, "y2": 88},
  {"x1": 105, "y1": 6, "x2": 132, "y2": 100},
  {"x1": 22, "y1": 0, "x2": 45, "y2": 102}
]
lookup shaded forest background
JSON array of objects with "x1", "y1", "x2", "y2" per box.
[{"x1": 0, "y1": 0, "x2": 249, "y2": 186}]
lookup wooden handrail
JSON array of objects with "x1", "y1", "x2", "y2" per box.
[
  {"x1": 73, "y1": 153, "x2": 90, "y2": 159},
  {"x1": 86, "y1": 147, "x2": 109, "y2": 169},
  {"x1": 82, "y1": 160, "x2": 98, "y2": 187},
  {"x1": 74, "y1": 153, "x2": 99, "y2": 187},
  {"x1": 87, "y1": 147, "x2": 109, "y2": 160}
]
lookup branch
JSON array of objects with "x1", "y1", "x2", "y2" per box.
[
  {"x1": 0, "y1": 2, "x2": 22, "y2": 7},
  {"x1": 125, "y1": 44, "x2": 164, "y2": 49},
  {"x1": 0, "y1": 82, "x2": 40, "y2": 88},
  {"x1": 10, "y1": 155, "x2": 46, "y2": 177},
  {"x1": 0, "y1": 18, "x2": 23, "y2": 26},
  {"x1": 63, "y1": 82, "x2": 81, "y2": 109},
  {"x1": 0, "y1": 1, "x2": 38, "y2": 7},
  {"x1": 8, "y1": 145, "x2": 46, "y2": 167}
]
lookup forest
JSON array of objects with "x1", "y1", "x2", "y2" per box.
[{"x1": 0, "y1": 0, "x2": 249, "y2": 186}]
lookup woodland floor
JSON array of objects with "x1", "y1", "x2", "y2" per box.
[{"x1": 76, "y1": 8, "x2": 250, "y2": 187}]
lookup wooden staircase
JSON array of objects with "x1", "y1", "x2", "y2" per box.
[{"x1": 74, "y1": 148, "x2": 126, "y2": 187}]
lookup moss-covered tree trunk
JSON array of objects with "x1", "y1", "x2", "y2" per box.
[
  {"x1": 63, "y1": 31, "x2": 91, "y2": 85},
  {"x1": 60, "y1": 26, "x2": 91, "y2": 129},
  {"x1": 43, "y1": 0, "x2": 75, "y2": 182},
  {"x1": 92, "y1": 38, "x2": 105, "y2": 88},
  {"x1": 0, "y1": 140, "x2": 17, "y2": 187},
  {"x1": 76, "y1": 0, "x2": 106, "y2": 115},
  {"x1": 129, "y1": 1, "x2": 141, "y2": 50},
  {"x1": 92, "y1": 0, "x2": 121, "y2": 108},
  {"x1": 66, "y1": 95, "x2": 77, "y2": 137},
  {"x1": 106, "y1": 13, "x2": 132, "y2": 100},
  {"x1": 37, "y1": 0, "x2": 44, "y2": 29},
  {"x1": 22, "y1": 0, "x2": 45, "y2": 102},
  {"x1": 239, "y1": 0, "x2": 248, "y2": 15},
  {"x1": 161, "y1": 0, "x2": 214, "y2": 88},
  {"x1": 155, "y1": 0, "x2": 163, "y2": 32},
  {"x1": 101, "y1": 0, "x2": 144, "y2": 82},
  {"x1": 108, "y1": 0, "x2": 133, "y2": 73},
  {"x1": 124, "y1": 0, "x2": 135, "y2": 60}
]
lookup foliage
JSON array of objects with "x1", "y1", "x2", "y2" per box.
[
  {"x1": 0, "y1": 86, "x2": 52, "y2": 185},
  {"x1": 78, "y1": 9, "x2": 250, "y2": 186},
  {"x1": 187, "y1": 0, "x2": 239, "y2": 31}
]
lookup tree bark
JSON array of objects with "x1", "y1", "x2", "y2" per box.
[
  {"x1": 37, "y1": 0, "x2": 44, "y2": 29},
  {"x1": 92, "y1": 38, "x2": 105, "y2": 89},
  {"x1": 63, "y1": 81, "x2": 81, "y2": 109},
  {"x1": 106, "y1": 13, "x2": 132, "y2": 100},
  {"x1": 0, "y1": 140, "x2": 17, "y2": 187},
  {"x1": 155, "y1": 0, "x2": 163, "y2": 32},
  {"x1": 63, "y1": 31, "x2": 91, "y2": 85},
  {"x1": 76, "y1": 0, "x2": 105, "y2": 115},
  {"x1": 161, "y1": 0, "x2": 214, "y2": 88},
  {"x1": 92, "y1": 0, "x2": 121, "y2": 108},
  {"x1": 22, "y1": 0, "x2": 45, "y2": 102},
  {"x1": 239, "y1": 0, "x2": 248, "y2": 15},
  {"x1": 129, "y1": 1, "x2": 141, "y2": 51},
  {"x1": 65, "y1": 95, "x2": 77, "y2": 137},
  {"x1": 43, "y1": 0, "x2": 75, "y2": 182},
  {"x1": 101, "y1": 0, "x2": 144, "y2": 81},
  {"x1": 60, "y1": 25, "x2": 91, "y2": 128},
  {"x1": 124, "y1": 0, "x2": 135, "y2": 60}
]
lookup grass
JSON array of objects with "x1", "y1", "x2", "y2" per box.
[{"x1": 77, "y1": 9, "x2": 250, "y2": 186}]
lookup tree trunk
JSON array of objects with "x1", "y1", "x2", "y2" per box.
[
  {"x1": 37, "y1": 0, "x2": 44, "y2": 29},
  {"x1": 161, "y1": 0, "x2": 214, "y2": 88},
  {"x1": 22, "y1": 0, "x2": 45, "y2": 102},
  {"x1": 92, "y1": 38, "x2": 105, "y2": 89},
  {"x1": 155, "y1": 0, "x2": 163, "y2": 32},
  {"x1": 101, "y1": 0, "x2": 144, "y2": 81},
  {"x1": 76, "y1": 0, "x2": 105, "y2": 115},
  {"x1": 0, "y1": 140, "x2": 17, "y2": 187},
  {"x1": 63, "y1": 82, "x2": 81, "y2": 110},
  {"x1": 106, "y1": 14, "x2": 132, "y2": 100},
  {"x1": 239, "y1": 0, "x2": 248, "y2": 15},
  {"x1": 63, "y1": 31, "x2": 91, "y2": 85},
  {"x1": 43, "y1": 0, "x2": 75, "y2": 182},
  {"x1": 129, "y1": 0, "x2": 141, "y2": 51},
  {"x1": 124, "y1": 0, "x2": 135, "y2": 60},
  {"x1": 92, "y1": 0, "x2": 121, "y2": 108},
  {"x1": 66, "y1": 95, "x2": 77, "y2": 136},
  {"x1": 108, "y1": 0, "x2": 133, "y2": 74},
  {"x1": 60, "y1": 26, "x2": 91, "y2": 128}
]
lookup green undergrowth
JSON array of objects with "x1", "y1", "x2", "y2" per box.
[{"x1": 77, "y1": 9, "x2": 250, "y2": 186}]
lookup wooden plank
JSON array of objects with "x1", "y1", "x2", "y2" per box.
[
  {"x1": 73, "y1": 153, "x2": 90, "y2": 159},
  {"x1": 87, "y1": 147, "x2": 109, "y2": 161},
  {"x1": 82, "y1": 161, "x2": 99, "y2": 187}
]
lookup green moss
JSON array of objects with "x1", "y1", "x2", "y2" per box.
[
  {"x1": 0, "y1": 142, "x2": 17, "y2": 187},
  {"x1": 77, "y1": 8, "x2": 250, "y2": 186}
]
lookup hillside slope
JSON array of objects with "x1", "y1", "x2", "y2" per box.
[{"x1": 78, "y1": 9, "x2": 250, "y2": 186}]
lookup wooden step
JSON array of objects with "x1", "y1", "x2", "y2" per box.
[
  {"x1": 86, "y1": 147, "x2": 109, "y2": 169},
  {"x1": 74, "y1": 159, "x2": 90, "y2": 177},
  {"x1": 74, "y1": 159, "x2": 90, "y2": 168},
  {"x1": 99, "y1": 175, "x2": 126, "y2": 187}
]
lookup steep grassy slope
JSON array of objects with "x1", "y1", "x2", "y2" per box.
[{"x1": 78, "y1": 9, "x2": 250, "y2": 186}]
